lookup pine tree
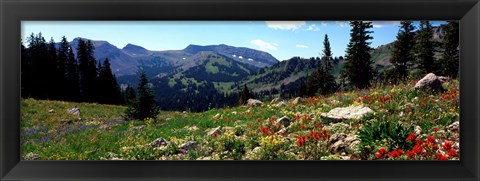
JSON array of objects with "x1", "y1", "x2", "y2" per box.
[
  {"x1": 238, "y1": 84, "x2": 253, "y2": 105},
  {"x1": 77, "y1": 39, "x2": 98, "y2": 102},
  {"x1": 98, "y1": 58, "x2": 122, "y2": 104},
  {"x1": 21, "y1": 39, "x2": 32, "y2": 98},
  {"x1": 125, "y1": 84, "x2": 136, "y2": 103},
  {"x1": 27, "y1": 33, "x2": 50, "y2": 99},
  {"x1": 322, "y1": 34, "x2": 334, "y2": 72},
  {"x1": 125, "y1": 70, "x2": 159, "y2": 120},
  {"x1": 57, "y1": 36, "x2": 70, "y2": 100},
  {"x1": 390, "y1": 21, "x2": 416, "y2": 83},
  {"x1": 440, "y1": 21, "x2": 459, "y2": 78},
  {"x1": 414, "y1": 21, "x2": 435, "y2": 75},
  {"x1": 65, "y1": 45, "x2": 81, "y2": 101},
  {"x1": 47, "y1": 38, "x2": 59, "y2": 99},
  {"x1": 344, "y1": 21, "x2": 374, "y2": 89}
]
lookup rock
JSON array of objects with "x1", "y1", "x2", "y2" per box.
[
  {"x1": 320, "y1": 106, "x2": 374, "y2": 120},
  {"x1": 292, "y1": 97, "x2": 302, "y2": 106},
  {"x1": 275, "y1": 116, "x2": 291, "y2": 127},
  {"x1": 129, "y1": 125, "x2": 146, "y2": 131},
  {"x1": 212, "y1": 113, "x2": 222, "y2": 120},
  {"x1": 60, "y1": 119, "x2": 73, "y2": 125},
  {"x1": 48, "y1": 109, "x2": 55, "y2": 113},
  {"x1": 67, "y1": 107, "x2": 81, "y2": 117},
  {"x1": 277, "y1": 127, "x2": 289, "y2": 135},
  {"x1": 415, "y1": 125, "x2": 422, "y2": 135},
  {"x1": 196, "y1": 156, "x2": 212, "y2": 160},
  {"x1": 150, "y1": 137, "x2": 169, "y2": 148},
  {"x1": 245, "y1": 147, "x2": 263, "y2": 160},
  {"x1": 188, "y1": 125, "x2": 199, "y2": 131},
  {"x1": 208, "y1": 126, "x2": 222, "y2": 137},
  {"x1": 247, "y1": 99, "x2": 263, "y2": 107},
  {"x1": 178, "y1": 141, "x2": 197, "y2": 151},
  {"x1": 276, "y1": 101, "x2": 287, "y2": 107},
  {"x1": 270, "y1": 98, "x2": 283, "y2": 105},
  {"x1": 414, "y1": 73, "x2": 445, "y2": 92},
  {"x1": 23, "y1": 152, "x2": 40, "y2": 160},
  {"x1": 328, "y1": 133, "x2": 359, "y2": 153},
  {"x1": 438, "y1": 76, "x2": 450, "y2": 82},
  {"x1": 447, "y1": 121, "x2": 459, "y2": 132}
]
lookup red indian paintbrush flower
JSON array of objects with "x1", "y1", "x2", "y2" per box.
[
  {"x1": 443, "y1": 141, "x2": 453, "y2": 150},
  {"x1": 406, "y1": 133, "x2": 417, "y2": 142},
  {"x1": 447, "y1": 149, "x2": 458, "y2": 157},
  {"x1": 437, "y1": 152, "x2": 449, "y2": 160}
]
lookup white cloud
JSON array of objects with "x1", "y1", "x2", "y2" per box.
[
  {"x1": 272, "y1": 43, "x2": 279, "y2": 46},
  {"x1": 250, "y1": 39, "x2": 278, "y2": 51},
  {"x1": 295, "y1": 44, "x2": 309, "y2": 48},
  {"x1": 306, "y1": 24, "x2": 320, "y2": 31},
  {"x1": 370, "y1": 21, "x2": 401, "y2": 28},
  {"x1": 335, "y1": 21, "x2": 349, "y2": 28},
  {"x1": 265, "y1": 21, "x2": 306, "y2": 31},
  {"x1": 320, "y1": 21, "x2": 328, "y2": 26}
]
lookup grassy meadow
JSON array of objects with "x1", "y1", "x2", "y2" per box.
[{"x1": 21, "y1": 79, "x2": 460, "y2": 160}]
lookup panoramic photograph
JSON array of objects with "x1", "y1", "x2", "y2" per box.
[{"x1": 20, "y1": 21, "x2": 460, "y2": 160}]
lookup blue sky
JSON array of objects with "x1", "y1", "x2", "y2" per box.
[{"x1": 22, "y1": 21, "x2": 447, "y2": 61}]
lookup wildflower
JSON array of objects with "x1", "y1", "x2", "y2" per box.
[
  {"x1": 427, "y1": 135, "x2": 436, "y2": 144},
  {"x1": 315, "y1": 122, "x2": 322, "y2": 128},
  {"x1": 300, "y1": 124, "x2": 305, "y2": 129},
  {"x1": 378, "y1": 148, "x2": 387, "y2": 155},
  {"x1": 413, "y1": 144, "x2": 423, "y2": 154},
  {"x1": 406, "y1": 133, "x2": 417, "y2": 142},
  {"x1": 442, "y1": 141, "x2": 453, "y2": 150},
  {"x1": 406, "y1": 151, "x2": 415, "y2": 159},
  {"x1": 437, "y1": 152, "x2": 449, "y2": 160},
  {"x1": 434, "y1": 127, "x2": 439, "y2": 132},
  {"x1": 213, "y1": 132, "x2": 218, "y2": 138},
  {"x1": 447, "y1": 149, "x2": 458, "y2": 157}
]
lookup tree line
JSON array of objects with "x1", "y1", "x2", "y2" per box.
[{"x1": 21, "y1": 33, "x2": 123, "y2": 105}]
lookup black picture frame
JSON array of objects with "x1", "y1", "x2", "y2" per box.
[{"x1": 1, "y1": 0, "x2": 479, "y2": 180}]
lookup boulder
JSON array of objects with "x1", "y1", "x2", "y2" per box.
[
  {"x1": 150, "y1": 137, "x2": 169, "y2": 148},
  {"x1": 414, "y1": 73, "x2": 445, "y2": 92},
  {"x1": 270, "y1": 98, "x2": 283, "y2": 105},
  {"x1": 188, "y1": 125, "x2": 199, "y2": 131},
  {"x1": 129, "y1": 125, "x2": 146, "y2": 131},
  {"x1": 414, "y1": 125, "x2": 422, "y2": 135},
  {"x1": 23, "y1": 152, "x2": 40, "y2": 160},
  {"x1": 48, "y1": 109, "x2": 55, "y2": 113},
  {"x1": 247, "y1": 99, "x2": 263, "y2": 107},
  {"x1": 275, "y1": 101, "x2": 287, "y2": 107},
  {"x1": 327, "y1": 133, "x2": 359, "y2": 153},
  {"x1": 275, "y1": 116, "x2": 291, "y2": 127},
  {"x1": 320, "y1": 106, "x2": 374, "y2": 120},
  {"x1": 447, "y1": 121, "x2": 459, "y2": 132},
  {"x1": 178, "y1": 141, "x2": 197, "y2": 151},
  {"x1": 67, "y1": 107, "x2": 81, "y2": 117},
  {"x1": 212, "y1": 113, "x2": 222, "y2": 120},
  {"x1": 292, "y1": 97, "x2": 303, "y2": 106},
  {"x1": 208, "y1": 126, "x2": 222, "y2": 137}
]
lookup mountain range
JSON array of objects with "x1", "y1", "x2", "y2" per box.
[{"x1": 63, "y1": 25, "x2": 445, "y2": 111}]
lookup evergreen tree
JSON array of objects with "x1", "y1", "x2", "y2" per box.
[
  {"x1": 125, "y1": 70, "x2": 159, "y2": 120},
  {"x1": 238, "y1": 84, "x2": 253, "y2": 105},
  {"x1": 440, "y1": 21, "x2": 459, "y2": 78},
  {"x1": 322, "y1": 34, "x2": 334, "y2": 71},
  {"x1": 65, "y1": 45, "x2": 81, "y2": 101},
  {"x1": 414, "y1": 21, "x2": 435, "y2": 74},
  {"x1": 57, "y1": 36, "x2": 70, "y2": 100},
  {"x1": 390, "y1": 21, "x2": 416, "y2": 83},
  {"x1": 98, "y1": 58, "x2": 122, "y2": 104},
  {"x1": 21, "y1": 39, "x2": 32, "y2": 98},
  {"x1": 125, "y1": 84, "x2": 136, "y2": 104},
  {"x1": 298, "y1": 79, "x2": 307, "y2": 98},
  {"x1": 47, "y1": 38, "x2": 59, "y2": 99},
  {"x1": 27, "y1": 33, "x2": 50, "y2": 99},
  {"x1": 344, "y1": 21, "x2": 375, "y2": 89},
  {"x1": 77, "y1": 39, "x2": 98, "y2": 102}
]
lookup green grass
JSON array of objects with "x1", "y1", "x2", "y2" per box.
[{"x1": 20, "y1": 79, "x2": 460, "y2": 160}]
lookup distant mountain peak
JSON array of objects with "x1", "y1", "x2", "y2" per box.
[{"x1": 122, "y1": 43, "x2": 149, "y2": 55}]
